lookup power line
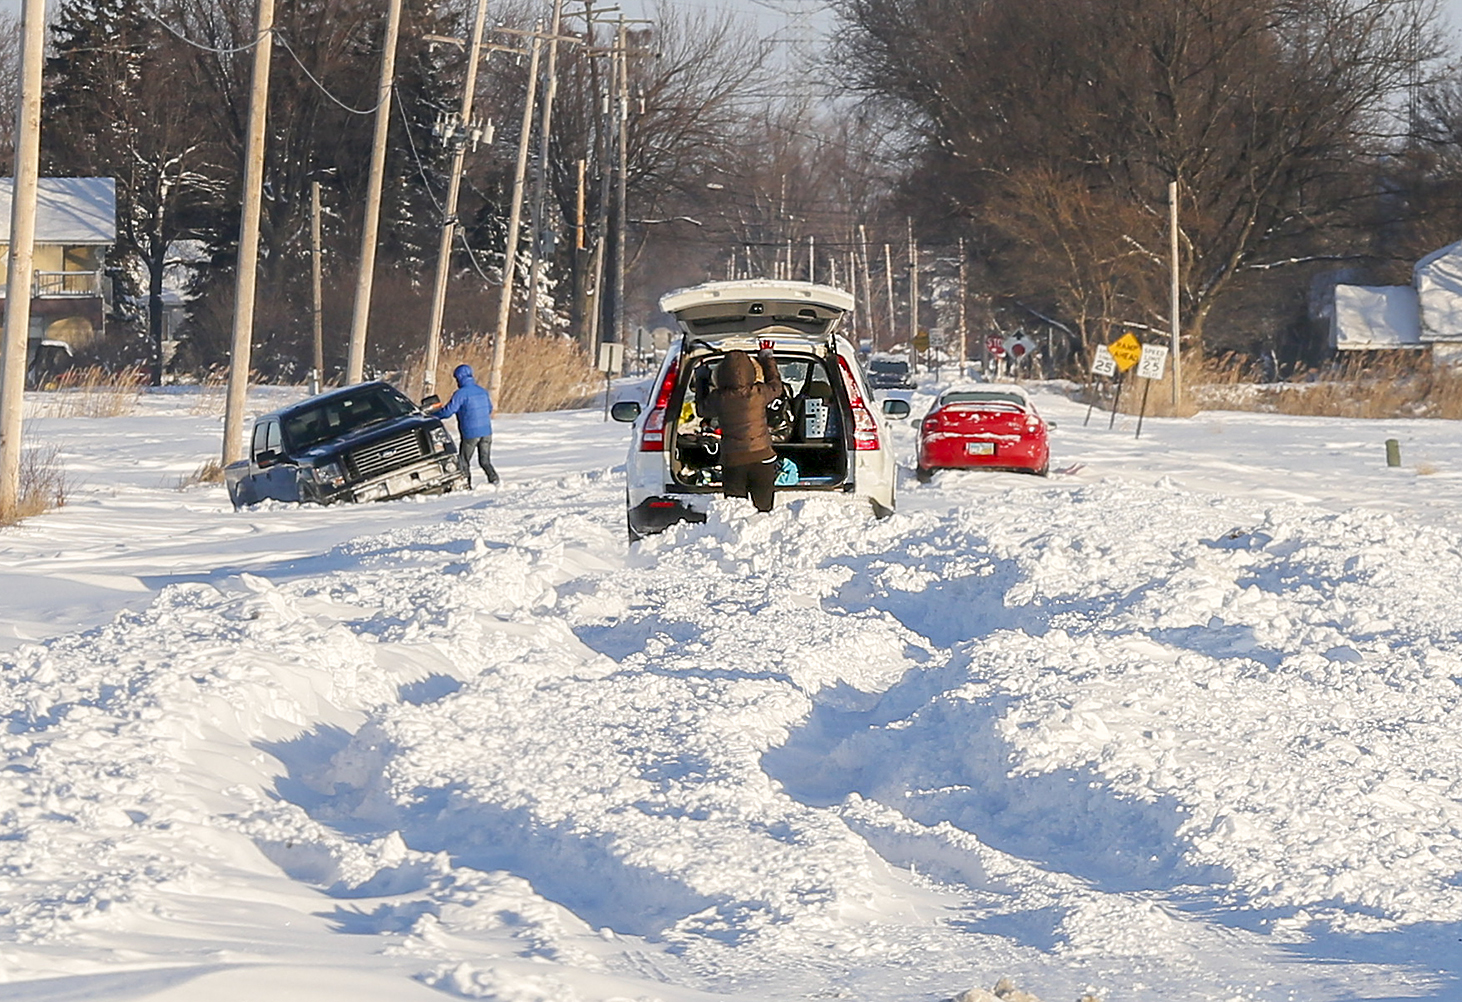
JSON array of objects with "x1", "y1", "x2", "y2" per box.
[
  {"x1": 137, "y1": 2, "x2": 263, "y2": 55},
  {"x1": 136, "y1": 3, "x2": 386, "y2": 115},
  {"x1": 274, "y1": 33, "x2": 389, "y2": 116},
  {"x1": 395, "y1": 87, "x2": 502, "y2": 287}
]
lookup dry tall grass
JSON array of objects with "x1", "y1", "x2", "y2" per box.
[
  {"x1": 177, "y1": 459, "x2": 224, "y2": 488},
  {"x1": 30, "y1": 366, "x2": 146, "y2": 418},
  {"x1": 186, "y1": 370, "x2": 231, "y2": 416},
  {"x1": 406, "y1": 334, "x2": 597, "y2": 413},
  {"x1": 1088, "y1": 351, "x2": 1462, "y2": 420},
  {"x1": 0, "y1": 445, "x2": 68, "y2": 526}
]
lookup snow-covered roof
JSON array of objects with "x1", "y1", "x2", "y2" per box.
[
  {"x1": 1413, "y1": 239, "x2": 1462, "y2": 341},
  {"x1": 0, "y1": 177, "x2": 116, "y2": 245},
  {"x1": 1330, "y1": 284, "x2": 1423, "y2": 350}
]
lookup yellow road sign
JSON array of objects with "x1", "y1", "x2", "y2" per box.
[{"x1": 1108, "y1": 333, "x2": 1142, "y2": 372}]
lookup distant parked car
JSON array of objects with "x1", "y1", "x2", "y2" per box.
[
  {"x1": 867, "y1": 357, "x2": 914, "y2": 390},
  {"x1": 916, "y1": 385, "x2": 1051, "y2": 481},
  {"x1": 225, "y1": 381, "x2": 467, "y2": 509},
  {"x1": 25, "y1": 339, "x2": 74, "y2": 389}
]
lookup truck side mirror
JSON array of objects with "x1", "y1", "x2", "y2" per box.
[
  {"x1": 610, "y1": 400, "x2": 642, "y2": 423},
  {"x1": 420, "y1": 394, "x2": 441, "y2": 409},
  {"x1": 256, "y1": 449, "x2": 281, "y2": 468},
  {"x1": 882, "y1": 398, "x2": 911, "y2": 419}
]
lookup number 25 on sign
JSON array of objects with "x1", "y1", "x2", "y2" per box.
[
  {"x1": 1090, "y1": 344, "x2": 1117, "y2": 377},
  {"x1": 1136, "y1": 343, "x2": 1169, "y2": 380}
]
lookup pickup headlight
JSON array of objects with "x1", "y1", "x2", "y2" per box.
[
  {"x1": 431, "y1": 426, "x2": 454, "y2": 450},
  {"x1": 312, "y1": 460, "x2": 346, "y2": 487}
]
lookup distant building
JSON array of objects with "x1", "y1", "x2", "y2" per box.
[
  {"x1": 0, "y1": 177, "x2": 117, "y2": 354},
  {"x1": 1330, "y1": 238, "x2": 1462, "y2": 365},
  {"x1": 1330, "y1": 285, "x2": 1422, "y2": 351}
]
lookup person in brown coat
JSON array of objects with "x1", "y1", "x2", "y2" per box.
[{"x1": 699, "y1": 348, "x2": 784, "y2": 512}]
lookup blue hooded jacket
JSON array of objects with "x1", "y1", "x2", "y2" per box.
[{"x1": 437, "y1": 364, "x2": 493, "y2": 438}]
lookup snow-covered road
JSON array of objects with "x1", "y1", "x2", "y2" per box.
[{"x1": 3, "y1": 385, "x2": 1462, "y2": 1001}]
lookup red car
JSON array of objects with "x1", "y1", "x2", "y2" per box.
[{"x1": 916, "y1": 386, "x2": 1051, "y2": 481}]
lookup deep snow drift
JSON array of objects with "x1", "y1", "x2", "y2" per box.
[{"x1": 3, "y1": 383, "x2": 1462, "y2": 1001}]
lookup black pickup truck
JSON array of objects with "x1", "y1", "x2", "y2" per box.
[{"x1": 225, "y1": 382, "x2": 467, "y2": 509}]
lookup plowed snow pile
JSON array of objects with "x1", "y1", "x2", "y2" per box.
[{"x1": 3, "y1": 387, "x2": 1462, "y2": 1000}]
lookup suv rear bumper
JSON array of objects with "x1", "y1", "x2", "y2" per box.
[{"x1": 628, "y1": 495, "x2": 708, "y2": 539}]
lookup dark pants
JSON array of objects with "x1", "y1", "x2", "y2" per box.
[
  {"x1": 460, "y1": 435, "x2": 499, "y2": 486},
  {"x1": 722, "y1": 456, "x2": 777, "y2": 512}
]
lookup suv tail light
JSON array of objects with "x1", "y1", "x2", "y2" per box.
[
  {"x1": 836, "y1": 355, "x2": 881, "y2": 451},
  {"x1": 639, "y1": 359, "x2": 680, "y2": 452}
]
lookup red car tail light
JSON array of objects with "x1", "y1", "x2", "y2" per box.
[
  {"x1": 836, "y1": 355, "x2": 881, "y2": 451},
  {"x1": 639, "y1": 359, "x2": 680, "y2": 452}
]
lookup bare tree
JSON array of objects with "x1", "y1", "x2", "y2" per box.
[
  {"x1": 836, "y1": 0, "x2": 1445, "y2": 358},
  {"x1": 0, "y1": 11, "x2": 18, "y2": 167}
]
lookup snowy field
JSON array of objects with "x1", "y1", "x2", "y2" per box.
[{"x1": 4, "y1": 380, "x2": 1462, "y2": 1001}]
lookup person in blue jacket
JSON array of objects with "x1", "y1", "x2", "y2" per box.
[{"x1": 434, "y1": 364, "x2": 500, "y2": 487}]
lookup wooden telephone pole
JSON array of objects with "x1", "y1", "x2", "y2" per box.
[
  {"x1": 524, "y1": 0, "x2": 569, "y2": 338},
  {"x1": 310, "y1": 179, "x2": 324, "y2": 392},
  {"x1": 421, "y1": 0, "x2": 492, "y2": 396},
  {"x1": 221, "y1": 0, "x2": 277, "y2": 466},
  {"x1": 0, "y1": 0, "x2": 47, "y2": 517},
  {"x1": 906, "y1": 218, "x2": 918, "y2": 372},
  {"x1": 488, "y1": 29, "x2": 545, "y2": 403},
  {"x1": 883, "y1": 242, "x2": 895, "y2": 353},
  {"x1": 1170, "y1": 178, "x2": 1183, "y2": 407},
  {"x1": 345, "y1": 0, "x2": 405, "y2": 385}
]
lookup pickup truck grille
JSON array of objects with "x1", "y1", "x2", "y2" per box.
[{"x1": 347, "y1": 429, "x2": 429, "y2": 480}]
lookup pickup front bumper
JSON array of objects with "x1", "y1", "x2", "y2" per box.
[{"x1": 313, "y1": 453, "x2": 466, "y2": 504}]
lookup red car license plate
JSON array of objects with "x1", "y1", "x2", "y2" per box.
[{"x1": 965, "y1": 442, "x2": 995, "y2": 455}]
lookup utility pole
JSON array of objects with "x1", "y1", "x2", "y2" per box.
[
  {"x1": 576, "y1": 158, "x2": 587, "y2": 253},
  {"x1": 221, "y1": 0, "x2": 276, "y2": 467},
  {"x1": 883, "y1": 242, "x2": 895, "y2": 354},
  {"x1": 807, "y1": 234, "x2": 815, "y2": 284},
  {"x1": 422, "y1": 0, "x2": 491, "y2": 397},
  {"x1": 571, "y1": 156, "x2": 590, "y2": 347},
  {"x1": 488, "y1": 29, "x2": 544, "y2": 403},
  {"x1": 310, "y1": 179, "x2": 324, "y2": 392},
  {"x1": 613, "y1": 15, "x2": 629, "y2": 351},
  {"x1": 858, "y1": 225, "x2": 874, "y2": 351},
  {"x1": 0, "y1": 0, "x2": 46, "y2": 517},
  {"x1": 525, "y1": 0, "x2": 569, "y2": 339},
  {"x1": 1169, "y1": 178, "x2": 1182, "y2": 407},
  {"x1": 906, "y1": 218, "x2": 918, "y2": 373},
  {"x1": 957, "y1": 236, "x2": 968, "y2": 381},
  {"x1": 345, "y1": 0, "x2": 405, "y2": 385}
]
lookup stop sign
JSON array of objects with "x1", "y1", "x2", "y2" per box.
[{"x1": 986, "y1": 334, "x2": 1005, "y2": 357}]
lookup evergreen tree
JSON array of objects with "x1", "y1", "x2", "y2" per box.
[{"x1": 44, "y1": 0, "x2": 231, "y2": 381}]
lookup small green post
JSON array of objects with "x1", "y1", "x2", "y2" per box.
[{"x1": 1385, "y1": 439, "x2": 1401, "y2": 468}]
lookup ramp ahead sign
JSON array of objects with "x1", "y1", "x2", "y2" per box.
[{"x1": 1107, "y1": 333, "x2": 1143, "y2": 372}]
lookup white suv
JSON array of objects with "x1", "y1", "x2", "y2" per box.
[{"x1": 612, "y1": 280, "x2": 909, "y2": 540}]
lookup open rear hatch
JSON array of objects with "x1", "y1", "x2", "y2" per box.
[{"x1": 659, "y1": 281, "x2": 858, "y2": 493}]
